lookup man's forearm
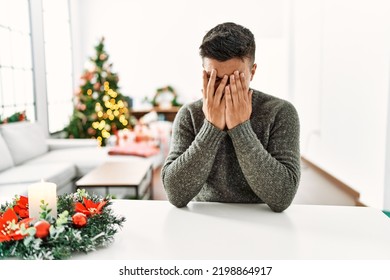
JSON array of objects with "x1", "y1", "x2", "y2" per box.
[
  {"x1": 162, "y1": 120, "x2": 226, "y2": 207},
  {"x1": 228, "y1": 118, "x2": 300, "y2": 212}
]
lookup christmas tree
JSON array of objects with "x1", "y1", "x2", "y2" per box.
[{"x1": 64, "y1": 37, "x2": 132, "y2": 146}]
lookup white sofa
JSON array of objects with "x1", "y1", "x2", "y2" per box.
[{"x1": 0, "y1": 121, "x2": 165, "y2": 202}]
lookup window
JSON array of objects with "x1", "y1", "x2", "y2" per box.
[
  {"x1": 0, "y1": 0, "x2": 73, "y2": 134},
  {"x1": 0, "y1": 0, "x2": 35, "y2": 122},
  {"x1": 42, "y1": 0, "x2": 73, "y2": 133}
]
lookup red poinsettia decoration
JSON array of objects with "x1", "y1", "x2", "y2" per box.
[
  {"x1": 18, "y1": 112, "x2": 26, "y2": 121},
  {"x1": 75, "y1": 197, "x2": 107, "y2": 216},
  {"x1": 0, "y1": 208, "x2": 33, "y2": 242},
  {"x1": 13, "y1": 196, "x2": 29, "y2": 218}
]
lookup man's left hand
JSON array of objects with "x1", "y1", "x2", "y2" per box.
[{"x1": 225, "y1": 71, "x2": 253, "y2": 130}]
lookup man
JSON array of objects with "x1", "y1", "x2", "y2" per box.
[{"x1": 161, "y1": 22, "x2": 300, "y2": 212}]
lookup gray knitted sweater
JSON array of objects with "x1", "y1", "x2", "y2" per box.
[{"x1": 161, "y1": 90, "x2": 300, "y2": 212}]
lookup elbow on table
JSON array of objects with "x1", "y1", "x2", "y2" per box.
[
  {"x1": 162, "y1": 183, "x2": 188, "y2": 208},
  {"x1": 267, "y1": 191, "x2": 296, "y2": 213},
  {"x1": 268, "y1": 202, "x2": 291, "y2": 213},
  {"x1": 162, "y1": 174, "x2": 191, "y2": 208},
  {"x1": 167, "y1": 196, "x2": 189, "y2": 208},
  {"x1": 268, "y1": 171, "x2": 300, "y2": 212},
  {"x1": 268, "y1": 190, "x2": 298, "y2": 212}
]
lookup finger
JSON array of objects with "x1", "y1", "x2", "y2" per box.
[
  {"x1": 225, "y1": 85, "x2": 233, "y2": 108},
  {"x1": 214, "y1": 75, "x2": 228, "y2": 103},
  {"x1": 230, "y1": 72, "x2": 239, "y2": 105},
  {"x1": 249, "y1": 89, "x2": 253, "y2": 106},
  {"x1": 221, "y1": 92, "x2": 227, "y2": 110},
  {"x1": 229, "y1": 72, "x2": 237, "y2": 94},
  {"x1": 235, "y1": 71, "x2": 244, "y2": 100},
  {"x1": 206, "y1": 69, "x2": 217, "y2": 100},
  {"x1": 240, "y1": 72, "x2": 249, "y2": 102},
  {"x1": 202, "y1": 70, "x2": 208, "y2": 99}
]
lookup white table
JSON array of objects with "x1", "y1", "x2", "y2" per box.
[{"x1": 72, "y1": 200, "x2": 390, "y2": 260}]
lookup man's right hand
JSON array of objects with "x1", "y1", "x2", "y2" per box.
[{"x1": 202, "y1": 69, "x2": 228, "y2": 130}]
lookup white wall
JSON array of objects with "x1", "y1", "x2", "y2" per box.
[
  {"x1": 70, "y1": 0, "x2": 290, "y2": 105},
  {"x1": 294, "y1": 0, "x2": 390, "y2": 209}
]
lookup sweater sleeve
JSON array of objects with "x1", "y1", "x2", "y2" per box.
[
  {"x1": 227, "y1": 101, "x2": 301, "y2": 212},
  {"x1": 161, "y1": 105, "x2": 226, "y2": 207}
]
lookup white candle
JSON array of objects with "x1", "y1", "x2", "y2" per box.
[{"x1": 28, "y1": 180, "x2": 57, "y2": 220}]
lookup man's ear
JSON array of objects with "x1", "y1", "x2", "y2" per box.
[{"x1": 250, "y1": 63, "x2": 257, "y2": 81}]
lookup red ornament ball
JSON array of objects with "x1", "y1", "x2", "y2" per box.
[
  {"x1": 72, "y1": 212, "x2": 88, "y2": 228},
  {"x1": 34, "y1": 220, "x2": 51, "y2": 239}
]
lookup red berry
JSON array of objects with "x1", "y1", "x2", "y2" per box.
[
  {"x1": 72, "y1": 212, "x2": 87, "y2": 228},
  {"x1": 34, "y1": 220, "x2": 51, "y2": 238}
]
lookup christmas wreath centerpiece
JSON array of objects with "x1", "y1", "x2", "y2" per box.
[{"x1": 0, "y1": 189, "x2": 125, "y2": 260}]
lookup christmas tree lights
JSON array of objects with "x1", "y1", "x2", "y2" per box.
[{"x1": 64, "y1": 37, "x2": 133, "y2": 146}]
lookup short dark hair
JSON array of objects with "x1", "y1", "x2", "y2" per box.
[{"x1": 199, "y1": 22, "x2": 256, "y2": 63}]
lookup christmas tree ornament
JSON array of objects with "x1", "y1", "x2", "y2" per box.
[
  {"x1": 72, "y1": 212, "x2": 87, "y2": 228},
  {"x1": 34, "y1": 220, "x2": 51, "y2": 238}
]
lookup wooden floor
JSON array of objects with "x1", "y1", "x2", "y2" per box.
[{"x1": 152, "y1": 160, "x2": 358, "y2": 206}]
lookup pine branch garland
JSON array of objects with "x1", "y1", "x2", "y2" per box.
[{"x1": 0, "y1": 190, "x2": 125, "y2": 260}]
